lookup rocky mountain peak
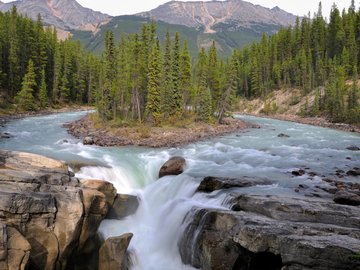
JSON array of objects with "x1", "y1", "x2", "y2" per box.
[
  {"x1": 139, "y1": 0, "x2": 297, "y2": 34},
  {"x1": 0, "y1": 0, "x2": 111, "y2": 31}
]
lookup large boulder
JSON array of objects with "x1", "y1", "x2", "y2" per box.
[
  {"x1": 158, "y1": 156, "x2": 186, "y2": 178},
  {"x1": 0, "y1": 150, "x2": 117, "y2": 270},
  {"x1": 180, "y1": 193, "x2": 360, "y2": 270},
  {"x1": 106, "y1": 194, "x2": 139, "y2": 219},
  {"x1": 334, "y1": 190, "x2": 360, "y2": 206},
  {"x1": 99, "y1": 233, "x2": 133, "y2": 270}
]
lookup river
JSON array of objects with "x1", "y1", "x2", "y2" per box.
[{"x1": 0, "y1": 111, "x2": 359, "y2": 270}]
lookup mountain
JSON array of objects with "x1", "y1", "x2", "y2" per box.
[
  {"x1": 138, "y1": 0, "x2": 296, "y2": 34},
  {"x1": 0, "y1": 0, "x2": 298, "y2": 57},
  {"x1": 72, "y1": 0, "x2": 297, "y2": 57},
  {"x1": 0, "y1": 0, "x2": 110, "y2": 31}
]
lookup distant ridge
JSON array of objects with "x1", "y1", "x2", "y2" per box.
[
  {"x1": 138, "y1": 0, "x2": 297, "y2": 34},
  {"x1": 0, "y1": 0, "x2": 110, "y2": 31}
]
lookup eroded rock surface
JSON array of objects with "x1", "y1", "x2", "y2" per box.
[
  {"x1": 197, "y1": 176, "x2": 274, "y2": 192},
  {"x1": 0, "y1": 150, "x2": 117, "y2": 270},
  {"x1": 99, "y1": 233, "x2": 133, "y2": 270},
  {"x1": 106, "y1": 194, "x2": 139, "y2": 219},
  {"x1": 180, "y1": 177, "x2": 360, "y2": 270}
]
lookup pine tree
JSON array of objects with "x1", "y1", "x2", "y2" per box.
[
  {"x1": 117, "y1": 36, "x2": 130, "y2": 119},
  {"x1": 197, "y1": 85, "x2": 212, "y2": 122},
  {"x1": 348, "y1": 65, "x2": 359, "y2": 122},
  {"x1": 162, "y1": 31, "x2": 173, "y2": 117},
  {"x1": 327, "y1": 4, "x2": 345, "y2": 59},
  {"x1": 217, "y1": 53, "x2": 237, "y2": 122},
  {"x1": 179, "y1": 40, "x2": 192, "y2": 110},
  {"x1": 171, "y1": 32, "x2": 182, "y2": 115},
  {"x1": 39, "y1": 68, "x2": 48, "y2": 108},
  {"x1": 99, "y1": 30, "x2": 116, "y2": 120},
  {"x1": 195, "y1": 48, "x2": 212, "y2": 121},
  {"x1": 313, "y1": 88, "x2": 320, "y2": 116},
  {"x1": 146, "y1": 39, "x2": 162, "y2": 123},
  {"x1": 16, "y1": 59, "x2": 36, "y2": 110},
  {"x1": 129, "y1": 34, "x2": 142, "y2": 122},
  {"x1": 208, "y1": 41, "x2": 221, "y2": 111}
]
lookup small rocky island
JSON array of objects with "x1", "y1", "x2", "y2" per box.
[{"x1": 64, "y1": 114, "x2": 255, "y2": 148}]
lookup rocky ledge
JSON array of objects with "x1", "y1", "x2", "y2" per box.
[
  {"x1": 0, "y1": 150, "x2": 118, "y2": 270},
  {"x1": 64, "y1": 114, "x2": 256, "y2": 148},
  {"x1": 180, "y1": 176, "x2": 360, "y2": 270}
]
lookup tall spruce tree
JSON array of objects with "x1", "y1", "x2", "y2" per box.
[
  {"x1": 16, "y1": 59, "x2": 36, "y2": 110},
  {"x1": 217, "y1": 54, "x2": 238, "y2": 122},
  {"x1": 99, "y1": 30, "x2": 116, "y2": 120},
  {"x1": 195, "y1": 48, "x2": 212, "y2": 121},
  {"x1": 146, "y1": 39, "x2": 162, "y2": 123},
  {"x1": 162, "y1": 31, "x2": 173, "y2": 117},
  {"x1": 208, "y1": 41, "x2": 221, "y2": 112},
  {"x1": 39, "y1": 68, "x2": 48, "y2": 108},
  {"x1": 179, "y1": 40, "x2": 192, "y2": 110},
  {"x1": 171, "y1": 32, "x2": 182, "y2": 115}
]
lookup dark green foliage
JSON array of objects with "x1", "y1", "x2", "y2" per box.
[
  {"x1": 15, "y1": 59, "x2": 36, "y2": 110},
  {"x1": 39, "y1": 68, "x2": 48, "y2": 108},
  {"x1": 0, "y1": 8, "x2": 98, "y2": 108},
  {"x1": 99, "y1": 30, "x2": 116, "y2": 120},
  {"x1": 179, "y1": 40, "x2": 192, "y2": 109},
  {"x1": 146, "y1": 39, "x2": 162, "y2": 123},
  {"x1": 229, "y1": 3, "x2": 360, "y2": 124},
  {"x1": 171, "y1": 32, "x2": 182, "y2": 114}
]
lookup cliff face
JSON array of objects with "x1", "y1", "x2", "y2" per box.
[
  {"x1": 138, "y1": 0, "x2": 297, "y2": 34},
  {"x1": 0, "y1": 0, "x2": 110, "y2": 31},
  {"x1": 0, "y1": 150, "x2": 117, "y2": 269}
]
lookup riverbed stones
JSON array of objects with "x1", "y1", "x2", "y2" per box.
[
  {"x1": 83, "y1": 136, "x2": 94, "y2": 145},
  {"x1": 180, "y1": 192, "x2": 360, "y2": 270},
  {"x1": 278, "y1": 133, "x2": 290, "y2": 138},
  {"x1": 99, "y1": 233, "x2": 133, "y2": 270},
  {"x1": 0, "y1": 133, "x2": 12, "y2": 139},
  {"x1": 159, "y1": 156, "x2": 186, "y2": 178},
  {"x1": 0, "y1": 150, "x2": 117, "y2": 269},
  {"x1": 347, "y1": 145, "x2": 360, "y2": 151},
  {"x1": 347, "y1": 167, "x2": 360, "y2": 176},
  {"x1": 334, "y1": 190, "x2": 360, "y2": 206}
]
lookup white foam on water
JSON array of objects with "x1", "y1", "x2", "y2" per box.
[{"x1": 1, "y1": 111, "x2": 359, "y2": 270}]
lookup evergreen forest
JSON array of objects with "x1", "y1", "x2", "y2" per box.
[{"x1": 0, "y1": 2, "x2": 360, "y2": 125}]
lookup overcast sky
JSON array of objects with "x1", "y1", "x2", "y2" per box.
[{"x1": 2, "y1": 0, "x2": 353, "y2": 18}]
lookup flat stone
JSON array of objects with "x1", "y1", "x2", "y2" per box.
[{"x1": 197, "y1": 176, "x2": 274, "y2": 192}]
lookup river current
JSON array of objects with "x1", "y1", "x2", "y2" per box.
[{"x1": 0, "y1": 111, "x2": 359, "y2": 270}]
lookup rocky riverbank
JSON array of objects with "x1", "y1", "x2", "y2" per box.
[
  {"x1": 0, "y1": 150, "x2": 136, "y2": 270},
  {"x1": 180, "y1": 175, "x2": 360, "y2": 270},
  {"x1": 64, "y1": 114, "x2": 256, "y2": 148},
  {"x1": 240, "y1": 112, "x2": 360, "y2": 133},
  {"x1": 0, "y1": 105, "x2": 93, "y2": 127}
]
